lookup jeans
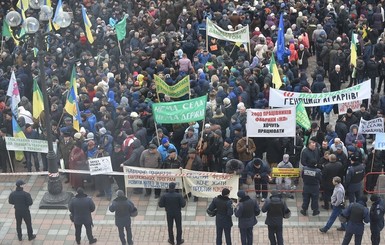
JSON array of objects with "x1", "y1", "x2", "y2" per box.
[
  {"x1": 268, "y1": 225, "x2": 283, "y2": 245},
  {"x1": 302, "y1": 191, "x2": 319, "y2": 211},
  {"x1": 167, "y1": 212, "x2": 182, "y2": 244},
  {"x1": 15, "y1": 210, "x2": 33, "y2": 239},
  {"x1": 323, "y1": 206, "x2": 346, "y2": 231},
  {"x1": 117, "y1": 224, "x2": 133, "y2": 245},
  {"x1": 216, "y1": 225, "x2": 232, "y2": 245},
  {"x1": 239, "y1": 227, "x2": 253, "y2": 245},
  {"x1": 254, "y1": 178, "x2": 268, "y2": 198},
  {"x1": 75, "y1": 223, "x2": 94, "y2": 243},
  {"x1": 24, "y1": 152, "x2": 39, "y2": 172},
  {"x1": 341, "y1": 232, "x2": 363, "y2": 245}
]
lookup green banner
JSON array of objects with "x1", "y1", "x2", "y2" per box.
[
  {"x1": 154, "y1": 75, "x2": 190, "y2": 98},
  {"x1": 152, "y1": 96, "x2": 207, "y2": 124},
  {"x1": 296, "y1": 101, "x2": 311, "y2": 130}
]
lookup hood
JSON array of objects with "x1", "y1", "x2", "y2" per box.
[
  {"x1": 286, "y1": 28, "x2": 292, "y2": 35},
  {"x1": 132, "y1": 139, "x2": 142, "y2": 149},
  {"x1": 349, "y1": 124, "x2": 358, "y2": 133},
  {"x1": 316, "y1": 74, "x2": 323, "y2": 82}
]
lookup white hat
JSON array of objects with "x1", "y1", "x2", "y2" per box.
[
  {"x1": 99, "y1": 127, "x2": 107, "y2": 135},
  {"x1": 130, "y1": 112, "x2": 139, "y2": 118},
  {"x1": 80, "y1": 127, "x2": 86, "y2": 133},
  {"x1": 74, "y1": 132, "x2": 82, "y2": 140},
  {"x1": 223, "y1": 98, "x2": 231, "y2": 105},
  {"x1": 86, "y1": 132, "x2": 94, "y2": 140}
]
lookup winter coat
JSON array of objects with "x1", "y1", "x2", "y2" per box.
[
  {"x1": 370, "y1": 198, "x2": 385, "y2": 231},
  {"x1": 139, "y1": 149, "x2": 161, "y2": 168},
  {"x1": 158, "y1": 189, "x2": 186, "y2": 214},
  {"x1": 109, "y1": 196, "x2": 138, "y2": 227},
  {"x1": 262, "y1": 194, "x2": 289, "y2": 226},
  {"x1": 236, "y1": 137, "x2": 256, "y2": 162},
  {"x1": 68, "y1": 193, "x2": 95, "y2": 225},
  {"x1": 322, "y1": 161, "x2": 344, "y2": 190},
  {"x1": 8, "y1": 186, "x2": 33, "y2": 212},
  {"x1": 235, "y1": 195, "x2": 260, "y2": 229},
  {"x1": 123, "y1": 139, "x2": 145, "y2": 166},
  {"x1": 208, "y1": 195, "x2": 233, "y2": 227},
  {"x1": 345, "y1": 124, "x2": 365, "y2": 147},
  {"x1": 245, "y1": 159, "x2": 271, "y2": 181},
  {"x1": 342, "y1": 200, "x2": 370, "y2": 235}
]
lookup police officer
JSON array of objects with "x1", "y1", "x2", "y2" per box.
[
  {"x1": 341, "y1": 196, "x2": 370, "y2": 245},
  {"x1": 344, "y1": 152, "x2": 365, "y2": 203},
  {"x1": 300, "y1": 159, "x2": 322, "y2": 216},
  {"x1": 369, "y1": 195, "x2": 385, "y2": 245},
  {"x1": 8, "y1": 180, "x2": 36, "y2": 241}
]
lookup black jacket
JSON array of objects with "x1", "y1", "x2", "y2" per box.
[
  {"x1": 109, "y1": 196, "x2": 138, "y2": 227},
  {"x1": 208, "y1": 195, "x2": 233, "y2": 227},
  {"x1": 68, "y1": 193, "x2": 95, "y2": 225},
  {"x1": 322, "y1": 161, "x2": 344, "y2": 190},
  {"x1": 8, "y1": 187, "x2": 33, "y2": 212},
  {"x1": 158, "y1": 189, "x2": 186, "y2": 214},
  {"x1": 234, "y1": 196, "x2": 260, "y2": 229},
  {"x1": 262, "y1": 195, "x2": 289, "y2": 226}
]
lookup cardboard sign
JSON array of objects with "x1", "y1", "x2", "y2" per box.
[
  {"x1": 246, "y1": 108, "x2": 296, "y2": 137},
  {"x1": 271, "y1": 168, "x2": 300, "y2": 178},
  {"x1": 358, "y1": 118, "x2": 384, "y2": 134},
  {"x1": 88, "y1": 156, "x2": 113, "y2": 175},
  {"x1": 338, "y1": 100, "x2": 361, "y2": 115}
]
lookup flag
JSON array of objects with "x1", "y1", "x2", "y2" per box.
[
  {"x1": 69, "y1": 65, "x2": 78, "y2": 96},
  {"x1": 33, "y1": 47, "x2": 38, "y2": 57},
  {"x1": 81, "y1": 5, "x2": 94, "y2": 44},
  {"x1": 269, "y1": 55, "x2": 283, "y2": 89},
  {"x1": 276, "y1": 13, "x2": 285, "y2": 65},
  {"x1": 2, "y1": 20, "x2": 12, "y2": 37},
  {"x1": 16, "y1": 0, "x2": 29, "y2": 13},
  {"x1": 115, "y1": 16, "x2": 127, "y2": 41},
  {"x1": 12, "y1": 117, "x2": 26, "y2": 161},
  {"x1": 154, "y1": 75, "x2": 190, "y2": 98},
  {"x1": 7, "y1": 71, "x2": 21, "y2": 116},
  {"x1": 44, "y1": 0, "x2": 52, "y2": 7},
  {"x1": 64, "y1": 87, "x2": 81, "y2": 132},
  {"x1": 296, "y1": 101, "x2": 311, "y2": 130},
  {"x1": 350, "y1": 33, "x2": 357, "y2": 67},
  {"x1": 32, "y1": 79, "x2": 44, "y2": 119},
  {"x1": 52, "y1": 0, "x2": 63, "y2": 30}
]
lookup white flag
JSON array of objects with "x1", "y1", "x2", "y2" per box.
[{"x1": 7, "y1": 71, "x2": 21, "y2": 116}]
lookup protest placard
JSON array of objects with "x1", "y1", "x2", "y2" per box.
[
  {"x1": 271, "y1": 168, "x2": 300, "y2": 178},
  {"x1": 206, "y1": 18, "x2": 250, "y2": 43},
  {"x1": 338, "y1": 100, "x2": 362, "y2": 114},
  {"x1": 357, "y1": 118, "x2": 384, "y2": 134},
  {"x1": 246, "y1": 108, "x2": 296, "y2": 137},
  {"x1": 5, "y1": 137, "x2": 57, "y2": 153},
  {"x1": 182, "y1": 169, "x2": 239, "y2": 199},
  {"x1": 123, "y1": 166, "x2": 183, "y2": 189},
  {"x1": 152, "y1": 95, "x2": 206, "y2": 123},
  {"x1": 88, "y1": 156, "x2": 113, "y2": 175},
  {"x1": 154, "y1": 75, "x2": 190, "y2": 98},
  {"x1": 374, "y1": 133, "x2": 385, "y2": 150},
  {"x1": 269, "y1": 80, "x2": 371, "y2": 107}
]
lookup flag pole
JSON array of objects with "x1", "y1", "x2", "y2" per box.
[
  {"x1": 154, "y1": 122, "x2": 161, "y2": 146},
  {"x1": 0, "y1": 36, "x2": 4, "y2": 54},
  {"x1": 117, "y1": 39, "x2": 122, "y2": 56},
  {"x1": 205, "y1": 18, "x2": 208, "y2": 51},
  {"x1": 7, "y1": 150, "x2": 14, "y2": 173}
]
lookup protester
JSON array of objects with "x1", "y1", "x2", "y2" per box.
[{"x1": 8, "y1": 180, "x2": 36, "y2": 241}]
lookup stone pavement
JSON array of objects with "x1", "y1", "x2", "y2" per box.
[{"x1": 0, "y1": 171, "x2": 381, "y2": 245}]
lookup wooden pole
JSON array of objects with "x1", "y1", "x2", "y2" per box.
[
  {"x1": 117, "y1": 39, "x2": 123, "y2": 56},
  {"x1": 7, "y1": 150, "x2": 14, "y2": 173},
  {"x1": 229, "y1": 43, "x2": 237, "y2": 57},
  {"x1": 370, "y1": 149, "x2": 375, "y2": 173},
  {"x1": 154, "y1": 122, "x2": 161, "y2": 146}
]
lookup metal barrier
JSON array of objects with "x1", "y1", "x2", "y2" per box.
[{"x1": 363, "y1": 172, "x2": 385, "y2": 194}]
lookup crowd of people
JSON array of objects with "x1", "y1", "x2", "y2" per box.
[{"x1": 2, "y1": 0, "x2": 385, "y2": 244}]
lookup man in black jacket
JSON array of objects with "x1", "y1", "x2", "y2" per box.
[
  {"x1": 68, "y1": 188, "x2": 97, "y2": 245},
  {"x1": 111, "y1": 144, "x2": 126, "y2": 191},
  {"x1": 207, "y1": 188, "x2": 234, "y2": 245},
  {"x1": 109, "y1": 190, "x2": 138, "y2": 245},
  {"x1": 234, "y1": 190, "x2": 260, "y2": 245},
  {"x1": 158, "y1": 182, "x2": 186, "y2": 245},
  {"x1": 8, "y1": 180, "x2": 36, "y2": 241},
  {"x1": 262, "y1": 191, "x2": 290, "y2": 245},
  {"x1": 321, "y1": 154, "x2": 343, "y2": 210}
]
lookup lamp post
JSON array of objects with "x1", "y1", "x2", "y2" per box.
[{"x1": 6, "y1": 2, "x2": 73, "y2": 209}]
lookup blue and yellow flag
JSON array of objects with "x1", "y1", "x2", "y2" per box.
[
  {"x1": 81, "y1": 5, "x2": 94, "y2": 44},
  {"x1": 64, "y1": 87, "x2": 81, "y2": 132},
  {"x1": 12, "y1": 117, "x2": 26, "y2": 161}
]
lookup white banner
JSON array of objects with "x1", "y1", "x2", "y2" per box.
[
  {"x1": 374, "y1": 133, "x2": 385, "y2": 150},
  {"x1": 88, "y1": 156, "x2": 113, "y2": 175},
  {"x1": 5, "y1": 137, "x2": 57, "y2": 153},
  {"x1": 338, "y1": 100, "x2": 362, "y2": 115},
  {"x1": 206, "y1": 18, "x2": 250, "y2": 43},
  {"x1": 182, "y1": 169, "x2": 239, "y2": 199},
  {"x1": 123, "y1": 166, "x2": 183, "y2": 189},
  {"x1": 246, "y1": 108, "x2": 296, "y2": 137},
  {"x1": 357, "y1": 118, "x2": 384, "y2": 134},
  {"x1": 269, "y1": 80, "x2": 371, "y2": 107}
]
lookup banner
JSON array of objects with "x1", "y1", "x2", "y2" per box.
[
  {"x1": 206, "y1": 18, "x2": 250, "y2": 43},
  {"x1": 88, "y1": 156, "x2": 113, "y2": 175},
  {"x1": 375, "y1": 133, "x2": 385, "y2": 150},
  {"x1": 246, "y1": 108, "x2": 296, "y2": 137},
  {"x1": 271, "y1": 168, "x2": 300, "y2": 178},
  {"x1": 152, "y1": 95, "x2": 207, "y2": 124},
  {"x1": 357, "y1": 118, "x2": 384, "y2": 134},
  {"x1": 182, "y1": 169, "x2": 239, "y2": 199},
  {"x1": 154, "y1": 75, "x2": 190, "y2": 98},
  {"x1": 5, "y1": 137, "x2": 57, "y2": 153},
  {"x1": 269, "y1": 80, "x2": 371, "y2": 107},
  {"x1": 123, "y1": 166, "x2": 183, "y2": 189},
  {"x1": 338, "y1": 100, "x2": 361, "y2": 115}
]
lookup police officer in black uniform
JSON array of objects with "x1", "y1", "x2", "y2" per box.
[
  {"x1": 344, "y1": 152, "x2": 365, "y2": 203},
  {"x1": 369, "y1": 194, "x2": 385, "y2": 245},
  {"x1": 300, "y1": 159, "x2": 322, "y2": 216},
  {"x1": 8, "y1": 180, "x2": 36, "y2": 241}
]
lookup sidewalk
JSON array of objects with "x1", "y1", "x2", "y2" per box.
[{"x1": 0, "y1": 171, "x2": 377, "y2": 245}]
